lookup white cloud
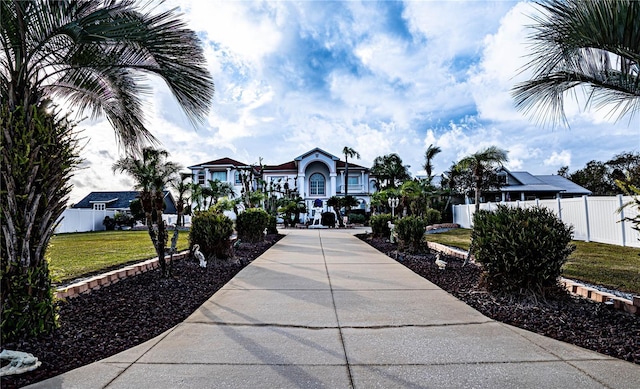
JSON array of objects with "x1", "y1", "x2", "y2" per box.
[{"x1": 544, "y1": 150, "x2": 572, "y2": 168}]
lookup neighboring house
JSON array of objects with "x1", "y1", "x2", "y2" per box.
[
  {"x1": 188, "y1": 148, "x2": 374, "y2": 219},
  {"x1": 72, "y1": 191, "x2": 178, "y2": 214},
  {"x1": 487, "y1": 169, "x2": 592, "y2": 203}
]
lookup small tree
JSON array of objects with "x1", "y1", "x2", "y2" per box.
[{"x1": 113, "y1": 148, "x2": 181, "y2": 277}]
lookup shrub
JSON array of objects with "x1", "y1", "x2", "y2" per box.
[
  {"x1": 266, "y1": 214, "x2": 278, "y2": 235},
  {"x1": 348, "y1": 213, "x2": 366, "y2": 224},
  {"x1": 190, "y1": 210, "x2": 234, "y2": 259},
  {"x1": 472, "y1": 205, "x2": 575, "y2": 294},
  {"x1": 321, "y1": 212, "x2": 336, "y2": 228},
  {"x1": 424, "y1": 208, "x2": 442, "y2": 225},
  {"x1": 103, "y1": 216, "x2": 116, "y2": 230},
  {"x1": 370, "y1": 213, "x2": 393, "y2": 238},
  {"x1": 237, "y1": 208, "x2": 269, "y2": 243},
  {"x1": 395, "y1": 216, "x2": 428, "y2": 253}
]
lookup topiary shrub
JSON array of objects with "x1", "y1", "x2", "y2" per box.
[
  {"x1": 472, "y1": 205, "x2": 575, "y2": 294},
  {"x1": 370, "y1": 213, "x2": 393, "y2": 238},
  {"x1": 321, "y1": 212, "x2": 336, "y2": 228},
  {"x1": 266, "y1": 214, "x2": 278, "y2": 235},
  {"x1": 237, "y1": 208, "x2": 269, "y2": 243},
  {"x1": 424, "y1": 208, "x2": 442, "y2": 226},
  {"x1": 395, "y1": 216, "x2": 428, "y2": 253},
  {"x1": 190, "y1": 210, "x2": 234, "y2": 259}
]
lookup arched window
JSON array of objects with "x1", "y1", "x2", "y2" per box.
[{"x1": 309, "y1": 173, "x2": 325, "y2": 195}]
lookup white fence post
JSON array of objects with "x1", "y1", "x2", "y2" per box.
[
  {"x1": 618, "y1": 194, "x2": 626, "y2": 247},
  {"x1": 556, "y1": 197, "x2": 562, "y2": 221},
  {"x1": 583, "y1": 195, "x2": 590, "y2": 242}
]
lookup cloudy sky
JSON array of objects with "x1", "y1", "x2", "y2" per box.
[{"x1": 69, "y1": 0, "x2": 639, "y2": 204}]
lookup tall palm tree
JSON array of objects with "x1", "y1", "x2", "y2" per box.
[
  {"x1": 113, "y1": 148, "x2": 181, "y2": 277},
  {"x1": 512, "y1": 0, "x2": 640, "y2": 125},
  {"x1": 423, "y1": 144, "x2": 442, "y2": 184},
  {"x1": 456, "y1": 146, "x2": 509, "y2": 212},
  {"x1": 1, "y1": 0, "x2": 213, "y2": 340},
  {"x1": 342, "y1": 146, "x2": 361, "y2": 199}
]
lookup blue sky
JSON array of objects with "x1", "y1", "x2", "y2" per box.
[{"x1": 70, "y1": 0, "x2": 640, "y2": 203}]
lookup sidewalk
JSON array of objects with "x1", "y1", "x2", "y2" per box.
[{"x1": 28, "y1": 229, "x2": 640, "y2": 388}]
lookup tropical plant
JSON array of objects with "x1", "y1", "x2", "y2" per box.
[
  {"x1": 455, "y1": 146, "x2": 509, "y2": 212},
  {"x1": 512, "y1": 0, "x2": 640, "y2": 125},
  {"x1": 0, "y1": 104, "x2": 81, "y2": 342},
  {"x1": 370, "y1": 153, "x2": 412, "y2": 190},
  {"x1": 171, "y1": 173, "x2": 191, "y2": 227},
  {"x1": 395, "y1": 216, "x2": 428, "y2": 253},
  {"x1": 342, "y1": 146, "x2": 360, "y2": 199},
  {"x1": 1, "y1": 0, "x2": 213, "y2": 340},
  {"x1": 423, "y1": 144, "x2": 442, "y2": 184},
  {"x1": 369, "y1": 214, "x2": 394, "y2": 238},
  {"x1": 113, "y1": 148, "x2": 181, "y2": 277}
]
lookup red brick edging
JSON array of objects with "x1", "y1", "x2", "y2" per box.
[{"x1": 55, "y1": 251, "x2": 190, "y2": 300}]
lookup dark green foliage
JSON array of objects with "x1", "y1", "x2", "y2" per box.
[
  {"x1": 370, "y1": 214, "x2": 393, "y2": 238},
  {"x1": 236, "y1": 208, "x2": 269, "y2": 243},
  {"x1": 348, "y1": 213, "x2": 366, "y2": 224},
  {"x1": 1, "y1": 105, "x2": 80, "y2": 342},
  {"x1": 189, "y1": 210, "x2": 234, "y2": 259},
  {"x1": 472, "y1": 205, "x2": 575, "y2": 294},
  {"x1": 103, "y1": 216, "x2": 116, "y2": 230},
  {"x1": 395, "y1": 216, "x2": 428, "y2": 253},
  {"x1": 424, "y1": 208, "x2": 442, "y2": 225},
  {"x1": 321, "y1": 212, "x2": 336, "y2": 227},
  {"x1": 266, "y1": 214, "x2": 278, "y2": 235},
  {"x1": 114, "y1": 212, "x2": 135, "y2": 229}
]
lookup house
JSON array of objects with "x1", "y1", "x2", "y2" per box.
[
  {"x1": 73, "y1": 191, "x2": 178, "y2": 214},
  {"x1": 490, "y1": 169, "x2": 592, "y2": 202},
  {"x1": 188, "y1": 148, "x2": 374, "y2": 220}
]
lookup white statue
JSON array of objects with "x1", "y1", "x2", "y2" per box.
[
  {"x1": 192, "y1": 244, "x2": 207, "y2": 268},
  {"x1": 387, "y1": 220, "x2": 397, "y2": 243},
  {"x1": 435, "y1": 253, "x2": 447, "y2": 270},
  {"x1": 0, "y1": 350, "x2": 41, "y2": 376},
  {"x1": 312, "y1": 207, "x2": 322, "y2": 225}
]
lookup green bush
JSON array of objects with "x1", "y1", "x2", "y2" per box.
[
  {"x1": 424, "y1": 208, "x2": 442, "y2": 225},
  {"x1": 348, "y1": 213, "x2": 366, "y2": 224},
  {"x1": 395, "y1": 216, "x2": 428, "y2": 253},
  {"x1": 472, "y1": 205, "x2": 575, "y2": 294},
  {"x1": 266, "y1": 214, "x2": 278, "y2": 235},
  {"x1": 190, "y1": 210, "x2": 234, "y2": 259},
  {"x1": 370, "y1": 214, "x2": 393, "y2": 238},
  {"x1": 237, "y1": 208, "x2": 269, "y2": 243}
]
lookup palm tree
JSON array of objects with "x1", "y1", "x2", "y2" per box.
[
  {"x1": 512, "y1": 0, "x2": 640, "y2": 125},
  {"x1": 342, "y1": 146, "x2": 361, "y2": 199},
  {"x1": 1, "y1": 1, "x2": 213, "y2": 340},
  {"x1": 456, "y1": 146, "x2": 509, "y2": 212},
  {"x1": 171, "y1": 173, "x2": 192, "y2": 227},
  {"x1": 371, "y1": 153, "x2": 412, "y2": 190},
  {"x1": 207, "y1": 179, "x2": 237, "y2": 207},
  {"x1": 113, "y1": 148, "x2": 181, "y2": 277},
  {"x1": 423, "y1": 144, "x2": 442, "y2": 184}
]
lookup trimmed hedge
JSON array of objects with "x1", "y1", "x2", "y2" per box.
[
  {"x1": 370, "y1": 214, "x2": 393, "y2": 238},
  {"x1": 472, "y1": 205, "x2": 575, "y2": 294},
  {"x1": 190, "y1": 210, "x2": 234, "y2": 259},
  {"x1": 237, "y1": 208, "x2": 269, "y2": 243},
  {"x1": 395, "y1": 216, "x2": 428, "y2": 253}
]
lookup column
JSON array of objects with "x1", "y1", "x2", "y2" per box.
[
  {"x1": 361, "y1": 171, "x2": 365, "y2": 193},
  {"x1": 298, "y1": 174, "x2": 305, "y2": 198},
  {"x1": 226, "y1": 168, "x2": 232, "y2": 184},
  {"x1": 330, "y1": 173, "x2": 337, "y2": 197}
]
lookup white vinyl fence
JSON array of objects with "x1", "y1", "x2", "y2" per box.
[
  {"x1": 452, "y1": 195, "x2": 640, "y2": 248},
  {"x1": 55, "y1": 209, "x2": 191, "y2": 234},
  {"x1": 55, "y1": 209, "x2": 116, "y2": 233}
]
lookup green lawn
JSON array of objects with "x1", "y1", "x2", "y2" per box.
[
  {"x1": 426, "y1": 228, "x2": 640, "y2": 295},
  {"x1": 47, "y1": 230, "x2": 190, "y2": 284}
]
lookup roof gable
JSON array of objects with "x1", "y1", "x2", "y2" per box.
[
  {"x1": 188, "y1": 157, "x2": 249, "y2": 169},
  {"x1": 294, "y1": 147, "x2": 340, "y2": 162}
]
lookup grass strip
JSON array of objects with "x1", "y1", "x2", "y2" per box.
[{"x1": 47, "y1": 230, "x2": 190, "y2": 284}]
